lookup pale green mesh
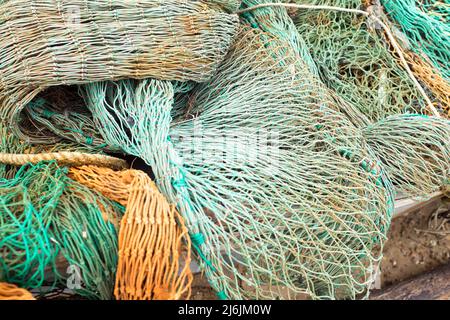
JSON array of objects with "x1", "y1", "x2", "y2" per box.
[
  {"x1": 23, "y1": 87, "x2": 112, "y2": 151},
  {"x1": 0, "y1": 0, "x2": 448, "y2": 301},
  {"x1": 363, "y1": 114, "x2": 450, "y2": 197},
  {"x1": 81, "y1": 26, "x2": 394, "y2": 300},
  {"x1": 382, "y1": 0, "x2": 450, "y2": 81},
  {"x1": 239, "y1": 0, "x2": 319, "y2": 75},
  {"x1": 278, "y1": 0, "x2": 450, "y2": 197}
]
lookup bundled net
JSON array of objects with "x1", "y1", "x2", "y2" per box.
[
  {"x1": 0, "y1": 0, "x2": 236, "y2": 300},
  {"x1": 363, "y1": 114, "x2": 450, "y2": 197},
  {"x1": 290, "y1": 0, "x2": 435, "y2": 121},
  {"x1": 0, "y1": 159, "x2": 123, "y2": 299},
  {"x1": 0, "y1": 128, "x2": 125, "y2": 299},
  {"x1": 0, "y1": 132, "x2": 193, "y2": 300},
  {"x1": 270, "y1": 0, "x2": 450, "y2": 196},
  {"x1": 0, "y1": 0, "x2": 448, "y2": 301},
  {"x1": 0, "y1": 0, "x2": 240, "y2": 143},
  {"x1": 81, "y1": 25, "x2": 394, "y2": 299}
]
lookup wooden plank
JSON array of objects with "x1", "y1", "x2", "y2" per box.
[
  {"x1": 370, "y1": 263, "x2": 450, "y2": 300},
  {"x1": 393, "y1": 191, "x2": 444, "y2": 219}
]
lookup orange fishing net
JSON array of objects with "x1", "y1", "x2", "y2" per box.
[
  {"x1": 403, "y1": 50, "x2": 450, "y2": 118},
  {"x1": 0, "y1": 283, "x2": 35, "y2": 300},
  {"x1": 69, "y1": 166, "x2": 193, "y2": 300}
]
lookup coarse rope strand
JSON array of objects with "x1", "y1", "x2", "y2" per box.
[
  {"x1": 0, "y1": 152, "x2": 128, "y2": 169},
  {"x1": 235, "y1": 3, "x2": 440, "y2": 117},
  {"x1": 0, "y1": 283, "x2": 35, "y2": 300}
]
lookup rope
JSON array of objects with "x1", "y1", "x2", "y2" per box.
[
  {"x1": 0, "y1": 152, "x2": 128, "y2": 169},
  {"x1": 0, "y1": 283, "x2": 35, "y2": 300},
  {"x1": 235, "y1": 2, "x2": 440, "y2": 117}
]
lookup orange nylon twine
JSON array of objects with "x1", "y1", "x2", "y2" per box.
[
  {"x1": 0, "y1": 283, "x2": 35, "y2": 300},
  {"x1": 69, "y1": 166, "x2": 193, "y2": 300},
  {"x1": 403, "y1": 50, "x2": 450, "y2": 118}
]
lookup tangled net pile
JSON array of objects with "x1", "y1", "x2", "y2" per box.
[{"x1": 0, "y1": 0, "x2": 449, "y2": 300}]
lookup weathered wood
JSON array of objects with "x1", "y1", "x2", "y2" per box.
[
  {"x1": 370, "y1": 263, "x2": 450, "y2": 300},
  {"x1": 393, "y1": 192, "x2": 444, "y2": 219}
]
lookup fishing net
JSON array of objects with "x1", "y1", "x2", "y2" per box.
[
  {"x1": 24, "y1": 88, "x2": 113, "y2": 151},
  {"x1": 0, "y1": 0, "x2": 236, "y2": 301},
  {"x1": 0, "y1": 123, "x2": 193, "y2": 300},
  {"x1": 0, "y1": 282, "x2": 35, "y2": 300},
  {"x1": 0, "y1": 0, "x2": 240, "y2": 143},
  {"x1": 290, "y1": 0, "x2": 435, "y2": 122},
  {"x1": 69, "y1": 166, "x2": 193, "y2": 300},
  {"x1": 0, "y1": 159, "x2": 124, "y2": 299},
  {"x1": 0, "y1": 0, "x2": 448, "y2": 301},
  {"x1": 81, "y1": 25, "x2": 394, "y2": 299},
  {"x1": 268, "y1": 0, "x2": 450, "y2": 197},
  {"x1": 381, "y1": 0, "x2": 450, "y2": 81},
  {"x1": 363, "y1": 115, "x2": 450, "y2": 197}
]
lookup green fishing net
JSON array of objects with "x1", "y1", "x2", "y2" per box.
[
  {"x1": 81, "y1": 25, "x2": 394, "y2": 299},
  {"x1": 290, "y1": 0, "x2": 429, "y2": 122},
  {"x1": 0, "y1": 128, "x2": 123, "y2": 299},
  {"x1": 363, "y1": 114, "x2": 450, "y2": 197},
  {"x1": 0, "y1": 0, "x2": 449, "y2": 301},
  {"x1": 382, "y1": 0, "x2": 450, "y2": 81},
  {"x1": 279, "y1": 0, "x2": 450, "y2": 196}
]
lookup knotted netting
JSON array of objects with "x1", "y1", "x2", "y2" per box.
[
  {"x1": 0, "y1": 0, "x2": 448, "y2": 301},
  {"x1": 0, "y1": 0, "x2": 236, "y2": 300},
  {"x1": 80, "y1": 24, "x2": 394, "y2": 299},
  {"x1": 265, "y1": 0, "x2": 450, "y2": 197},
  {"x1": 289, "y1": 0, "x2": 435, "y2": 121},
  {"x1": 0, "y1": 127, "x2": 124, "y2": 299},
  {"x1": 69, "y1": 165, "x2": 193, "y2": 300},
  {"x1": 0, "y1": 159, "x2": 124, "y2": 299},
  {"x1": 363, "y1": 114, "x2": 450, "y2": 197},
  {"x1": 0, "y1": 127, "x2": 193, "y2": 300},
  {"x1": 381, "y1": 0, "x2": 450, "y2": 81}
]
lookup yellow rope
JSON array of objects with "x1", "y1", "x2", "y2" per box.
[{"x1": 0, "y1": 152, "x2": 128, "y2": 169}]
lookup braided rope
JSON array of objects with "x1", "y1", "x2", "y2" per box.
[{"x1": 0, "y1": 152, "x2": 128, "y2": 169}]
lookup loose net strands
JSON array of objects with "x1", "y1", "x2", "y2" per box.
[
  {"x1": 23, "y1": 88, "x2": 114, "y2": 150},
  {"x1": 239, "y1": 0, "x2": 319, "y2": 75},
  {"x1": 0, "y1": 0, "x2": 240, "y2": 143},
  {"x1": 269, "y1": 0, "x2": 450, "y2": 196},
  {"x1": 82, "y1": 26, "x2": 394, "y2": 300},
  {"x1": 0, "y1": 161, "x2": 124, "y2": 299},
  {"x1": 0, "y1": 282, "x2": 35, "y2": 300},
  {"x1": 382, "y1": 0, "x2": 450, "y2": 81},
  {"x1": 69, "y1": 166, "x2": 193, "y2": 300}
]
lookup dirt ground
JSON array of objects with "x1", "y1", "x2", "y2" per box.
[
  {"x1": 380, "y1": 197, "x2": 450, "y2": 288},
  {"x1": 191, "y1": 196, "x2": 450, "y2": 300}
]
